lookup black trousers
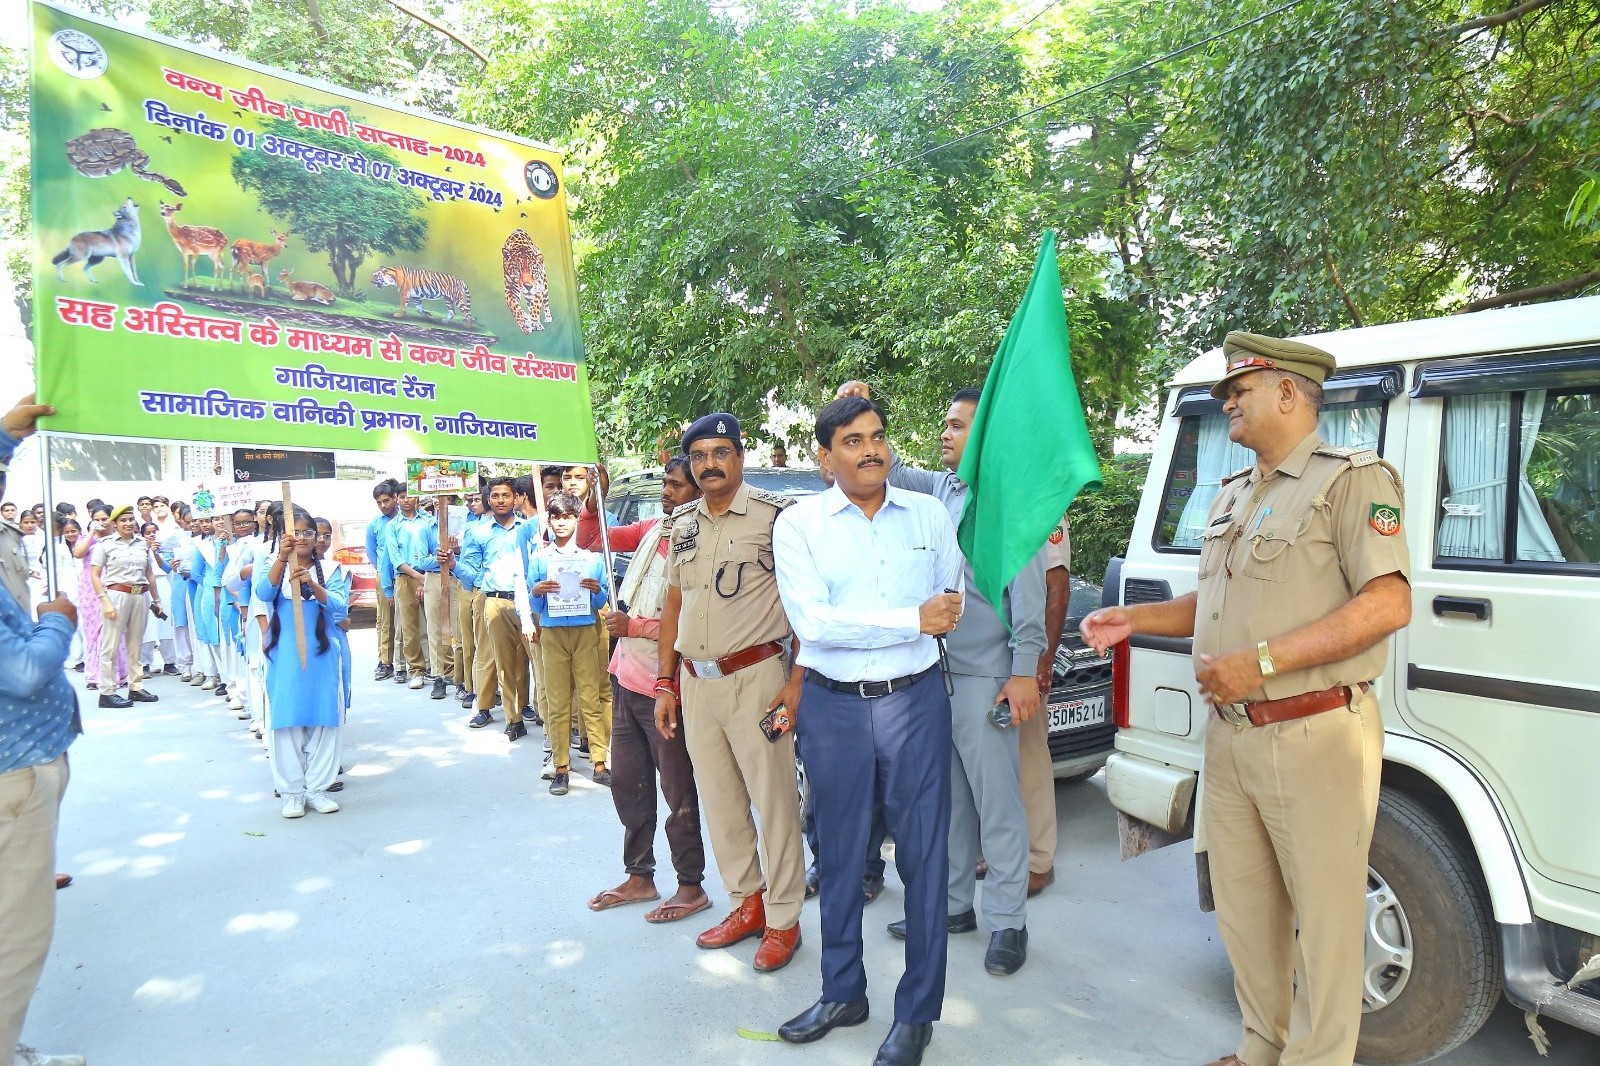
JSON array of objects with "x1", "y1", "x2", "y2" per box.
[{"x1": 610, "y1": 680, "x2": 705, "y2": 885}]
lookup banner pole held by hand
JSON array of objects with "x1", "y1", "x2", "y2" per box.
[{"x1": 283, "y1": 481, "x2": 306, "y2": 668}]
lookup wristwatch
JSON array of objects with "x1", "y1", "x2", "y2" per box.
[{"x1": 1257, "y1": 640, "x2": 1277, "y2": 679}]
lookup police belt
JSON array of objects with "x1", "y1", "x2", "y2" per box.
[
  {"x1": 681, "y1": 640, "x2": 785, "y2": 680},
  {"x1": 1215, "y1": 681, "x2": 1371, "y2": 728},
  {"x1": 805, "y1": 665, "x2": 937, "y2": 700},
  {"x1": 106, "y1": 583, "x2": 149, "y2": 595},
  {"x1": 483, "y1": 590, "x2": 515, "y2": 600}
]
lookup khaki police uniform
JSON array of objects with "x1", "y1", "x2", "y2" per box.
[
  {"x1": 1196, "y1": 429, "x2": 1409, "y2": 1066},
  {"x1": 668, "y1": 481, "x2": 806, "y2": 931},
  {"x1": 1022, "y1": 516, "x2": 1070, "y2": 876},
  {"x1": 91, "y1": 533, "x2": 155, "y2": 694}
]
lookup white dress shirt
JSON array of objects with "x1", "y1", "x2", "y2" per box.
[{"x1": 773, "y1": 482, "x2": 963, "y2": 683}]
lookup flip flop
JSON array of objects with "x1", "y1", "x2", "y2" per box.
[
  {"x1": 588, "y1": 888, "x2": 660, "y2": 912},
  {"x1": 645, "y1": 896, "x2": 713, "y2": 924}
]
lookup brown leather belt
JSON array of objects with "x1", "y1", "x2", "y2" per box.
[
  {"x1": 106, "y1": 582, "x2": 149, "y2": 595},
  {"x1": 1215, "y1": 682, "x2": 1370, "y2": 728},
  {"x1": 682, "y1": 640, "x2": 785, "y2": 680}
]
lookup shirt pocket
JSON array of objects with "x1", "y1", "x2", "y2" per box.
[
  {"x1": 880, "y1": 546, "x2": 937, "y2": 603},
  {"x1": 1242, "y1": 516, "x2": 1304, "y2": 583},
  {"x1": 1198, "y1": 520, "x2": 1234, "y2": 580}
]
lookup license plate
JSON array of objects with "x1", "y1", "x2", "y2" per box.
[{"x1": 1047, "y1": 695, "x2": 1107, "y2": 732}]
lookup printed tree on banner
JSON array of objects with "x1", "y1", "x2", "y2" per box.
[{"x1": 230, "y1": 115, "x2": 428, "y2": 296}]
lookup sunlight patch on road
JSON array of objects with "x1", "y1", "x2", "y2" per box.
[
  {"x1": 133, "y1": 975, "x2": 204, "y2": 1004},
  {"x1": 129, "y1": 854, "x2": 174, "y2": 877},
  {"x1": 225, "y1": 910, "x2": 299, "y2": 934},
  {"x1": 371, "y1": 1047, "x2": 440, "y2": 1066},
  {"x1": 385, "y1": 838, "x2": 429, "y2": 856},
  {"x1": 544, "y1": 939, "x2": 585, "y2": 968},
  {"x1": 145, "y1": 751, "x2": 187, "y2": 764},
  {"x1": 137, "y1": 831, "x2": 184, "y2": 847},
  {"x1": 294, "y1": 876, "x2": 334, "y2": 894},
  {"x1": 347, "y1": 763, "x2": 393, "y2": 777}
]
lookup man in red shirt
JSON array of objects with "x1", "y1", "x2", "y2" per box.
[{"x1": 582, "y1": 458, "x2": 710, "y2": 923}]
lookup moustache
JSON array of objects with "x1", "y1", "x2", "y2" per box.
[
  {"x1": 857, "y1": 457, "x2": 884, "y2": 468},
  {"x1": 700, "y1": 469, "x2": 726, "y2": 479}
]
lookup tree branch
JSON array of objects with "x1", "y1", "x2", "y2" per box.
[
  {"x1": 1442, "y1": 0, "x2": 1566, "y2": 35},
  {"x1": 1322, "y1": 243, "x2": 1363, "y2": 327},
  {"x1": 378, "y1": 0, "x2": 488, "y2": 67},
  {"x1": 1456, "y1": 269, "x2": 1600, "y2": 313}
]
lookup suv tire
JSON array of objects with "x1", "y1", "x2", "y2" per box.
[{"x1": 1355, "y1": 787, "x2": 1502, "y2": 1065}]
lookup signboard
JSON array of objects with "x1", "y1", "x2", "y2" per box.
[
  {"x1": 407, "y1": 457, "x2": 477, "y2": 495},
  {"x1": 190, "y1": 480, "x2": 253, "y2": 518},
  {"x1": 232, "y1": 447, "x2": 335, "y2": 481},
  {"x1": 29, "y1": 1, "x2": 598, "y2": 463}
]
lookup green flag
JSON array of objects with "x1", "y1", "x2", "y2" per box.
[{"x1": 956, "y1": 230, "x2": 1102, "y2": 618}]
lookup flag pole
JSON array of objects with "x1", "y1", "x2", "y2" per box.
[
  {"x1": 38, "y1": 433, "x2": 58, "y2": 599},
  {"x1": 282, "y1": 481, "x2": 307, "y2": 668}
]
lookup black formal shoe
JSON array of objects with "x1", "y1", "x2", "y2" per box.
[
  {"x1": 374, "y1": 664, "x2": 394, "y2": 681},
  {"x1": 505, "y1": 721, "x2": 528, "y2": 741},
  {"x1": 862, "y1": 873, "x2": 886, "y2": 905},
  {"x1": 213, "y1": 683, "x2": 229, "y2": 698},
  {"x1": 804, "y1": 865, "x2": 819, "y2": 899},
  {"x1": 97, "y1": 693, "x2": 132, "y2": 709},
  {"x1": 593, "y1": 767, "x2": 612, "y2": 787},
  {"x1": 326, "y1": 780, "x2": 344, "y2": 793},
  {"x1": 873, "y1": 1022, "x2": 933, "y2": 1066},
  {"x1": 162, "y1": 664, "x2": 181, "y2": 676},
  {"x1": 430, "y1": 678, "x2": 447, "y2": 700},
  {"x1": 778, "y1": 998, "x2": 869, "y2": 1044},
  {"x1": 888, "y1": 908, "x2": 976, "y2": 940},
  {"x1": 549, "y1": 771, "x2": 569, "y2": 796},
  {"x1": 468, "y1": 710, "x2": 493, "y2": 729},
  {"x1": 129, "y1": 689, "x2": 159, "y2": 703},
  {"x1": 984, "y1": 927, "x2": 1028, "y2": 976}
]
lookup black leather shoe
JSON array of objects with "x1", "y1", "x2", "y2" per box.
[
  {"x1": 862, "y1": 873, "x2": 886, "y2": 905},
  {"x1": 873, "y1": 1022, "x2": 933, "y2": 1066},
  {"x1": 458, "y1": 689, "x2": 475, "y2": 705},
  {"x1": 374, "y1": 664, "x2": 393, "y2": 681},
  {"x1": 430, "y1": 678, "x2": 447, "y2": 700},
  {"x1": 804, "y1": 865, "x2": 819, "y2": 899},
  {"x1": 129, "y1": 689, "x2": 159, "y2": 703},
  {"x1": 984, "y1": 927, "x2": 1028, "y2": 976},
  {"x1": 162, "y1": 664, "x2": 181, "y2": 676},
  {"x1": 778, "y1": 998, "x2": 869, "y2": 1043},
  {"x1": 887, "y1": 908, "x2": 976, "y2": 940},
  {"x1": 326, "y1": 780, "x2": 344, "y2": 792},
  {"x1": 505, "y1": 721, "x2": 528, "y2": 741},
  {"x1": 98, "y1": 693, "x2": 132, "y2": 709},
  {"x1": 213, "y1": 683, "x2": 229, "y2": 698},
  {"x1": 468, "y1": 710, "x2": 493, "y2": 729}
]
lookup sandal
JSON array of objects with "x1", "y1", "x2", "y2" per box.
[
  {"x1": 645, "y1": 896, "x2": 713, "y2": 924},
  {"x1": 588, "y1": 888, "x2": 659, "y2": 912}
]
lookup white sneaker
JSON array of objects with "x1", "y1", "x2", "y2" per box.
[
  {"x1": 305, "y1": 791, "x2": 340, "y2": 814},
  {"x1": 14, "y1": 1045, "x2": 87, "y2": 1066},
  {"x1": 281, "y1": 794, "x2": 306, "y2": 819},
  {"x1": 178, "y1": 672, "x2": 192, "y2": 682},
  {"x1": 190, "y1": 673, "x2": 205, "y2": 687},
  {"x1": 228, "y1": 696, "x2": 245, "y2": 712},
  {"x1": 541, "y1": 753, "x2": 555, "y2": 780},
  {"x1": 200, "y1": 676, "x2": 217, "y2": 691},
  {"x1": 408, "y1": 675, "x2": 424, "y2": 690}
]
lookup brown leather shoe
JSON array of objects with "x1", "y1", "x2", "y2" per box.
[
  {"x1": 753, "y1": 923, "x2": 801, "y2": 972},
  {"x1": 696, "y1": 893, "x2": 766, "y2": 949},
  {"x1": 1027, "y1": 867, "x2": 1055, "y2": 897}
]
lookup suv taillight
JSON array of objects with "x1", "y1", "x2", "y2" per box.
[{"x1": 1112, "y1": 640, "x2": 1130, "y2": 729}]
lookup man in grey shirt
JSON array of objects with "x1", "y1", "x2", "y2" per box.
[{"x1": 841, "y1": 382, "x2": 1046, "y2": 977}]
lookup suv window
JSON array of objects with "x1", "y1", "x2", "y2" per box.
[
  {"x1": 1157, "y1": 400, "x2": 1384, "y2": 549},
  {"x1": 1437, "y1": 388, "x2": 1599, "y2": 567}
]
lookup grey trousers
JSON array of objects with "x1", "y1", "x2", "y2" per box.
[{"x1": 947, "y1": 672, "x2": 1028, "y2": 929}]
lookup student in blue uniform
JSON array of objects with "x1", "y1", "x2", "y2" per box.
[
  {"x1": 185, "y1": 516, "x2": 225, "y2": 691},
  {"x1": 255, "y1": 507, "x2": 347, "y2": 820}
]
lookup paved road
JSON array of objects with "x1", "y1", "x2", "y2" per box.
[{"x1": 23, "y1": 630, "x2": 1598, "y2": 1065}]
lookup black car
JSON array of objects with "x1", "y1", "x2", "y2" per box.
[{"x1": 1044, "y1": 577, "x2": 1115, "y2": 781}]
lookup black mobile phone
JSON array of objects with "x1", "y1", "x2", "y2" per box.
[{"x1": 759, "y1": 705, "x2": 792, "y2": 742}]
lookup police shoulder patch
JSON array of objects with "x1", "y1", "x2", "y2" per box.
[
  {"x1": 1220, "y1": 466, "x2": 1254, "y2": 486},
  {"x1": 1369, "y1": 502, "x2": 1402, "y2": 536},
  {"x1": 747, "y1": 488, "x2": 795, "y2": 510}
]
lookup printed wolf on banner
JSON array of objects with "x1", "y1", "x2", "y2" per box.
[
  {"x1": 955, "y1": 229, "x2": 1102, "y2": 620},
  {"x1": 28, "y1": 0, "x2": 597, "y2": 464}
]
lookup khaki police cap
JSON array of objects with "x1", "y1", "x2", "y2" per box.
[{"x1": 1210, "y1": 332, "x2": 1337, "y2": 399}]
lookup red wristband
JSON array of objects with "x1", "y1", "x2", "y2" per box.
[{"x1": 654, "y1": 677, "x2": 680, "y2": 700}]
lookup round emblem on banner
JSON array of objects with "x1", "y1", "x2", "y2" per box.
[
  {"x1": 524, "y1": 161, "x2": 559, "y2": 199},
  {"x1": 49, "y1": 29, "x2": 109, "y2": 79}
]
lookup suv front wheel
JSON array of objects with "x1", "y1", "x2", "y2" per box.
[{"x1": 1355, "y1": 788, "x2": 1503, "y2": 1065}]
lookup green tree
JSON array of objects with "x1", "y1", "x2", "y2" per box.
[{"x1": 230, "y1": 119, "x2": 429, "y2": 294}]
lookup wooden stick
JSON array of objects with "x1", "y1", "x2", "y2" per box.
[
  {"x1": 438, "y1": 497, "x2": 453, "y2": 652},
  {"x1": 283, "y1": 482, "x2": 307, "y2": 668}
]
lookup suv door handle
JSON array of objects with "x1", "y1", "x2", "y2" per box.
[{"x1": 1433, "y1": 595, "x2": 1490, "y2": 621}]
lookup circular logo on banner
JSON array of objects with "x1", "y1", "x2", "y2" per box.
[
  {"x1": 524, "y1": 160, "x2": 559, "y2": 199},
  {"x1": 49, "y1": 29, "x2": 109, "y2": 79}
]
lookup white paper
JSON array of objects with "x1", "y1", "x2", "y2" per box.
[{"x1": 547, "y1": 556, "x2": 592, "y2": 618}]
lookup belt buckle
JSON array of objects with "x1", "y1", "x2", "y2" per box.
[
  {"x1": 1219, "y1": 702, "x2": 1253, "y2": 728},
  {"x1": 693, "y1": 659, "x2": 724, "y2": 680}
]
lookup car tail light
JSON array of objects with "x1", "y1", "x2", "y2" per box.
[
  {"x1": 1112, "y1": 639, "x2": 1130, "y2": 729},
  {"x1": 333, "y1": 547, "x2": 365, "y2": 566}
]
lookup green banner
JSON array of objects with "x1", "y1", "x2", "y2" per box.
[{"x1": 29, "y1": 1, "x2": 597, "y2": 463}]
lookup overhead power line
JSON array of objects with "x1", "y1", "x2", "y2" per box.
[{"x1": 812, "y1": 0, "x2": 1313, "y2": 200}]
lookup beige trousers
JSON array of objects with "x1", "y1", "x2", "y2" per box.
[
  {"x1": 681, "y1": 655, "x2": 805, "y2": 930},
  {"x1": 422, "y1": 572, "x2": 455, "y2": 679},
  {"x1": 474, "y1": 596, "x2": 527, "y2": 722},
  {"x1": 453, "y1": 584, "x2": 476, "y2": 689},
  {"x1": 1018, "y1": 708, "x2": 1057, "y2": 873},
  {"x1": 540, "y1": 622, "x2": 608, "y2": 768},
  {"x1": 0, "y1": 754, "x2": 69, "y2": 1055},
  {"x1": 1203, "y1": 687, "x2": 1384, "y2": 1066},
  {"x1": 393, "y1": 572, "x2": 425, "y2": 674},
  {"x1": 376, "y1": 590, "x2": 395, "y2": 668},
  {"x1": 99, "y1": 589, "x2": 149, "y2": 692}
]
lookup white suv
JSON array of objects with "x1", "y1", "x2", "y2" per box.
[{"x1": 1104, "y1": 295, "x2": 1600, "y2": 1063}]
